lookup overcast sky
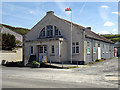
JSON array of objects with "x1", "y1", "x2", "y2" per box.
[{"x1": 2, "y1": 2, "x2": 118, "y2": 34}]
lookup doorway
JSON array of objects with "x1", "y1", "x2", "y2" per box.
[
  {"x1": 39, "y1": 45, "x2": 47, "y2": 62},
  {"x1": 98, "y1": 47, "x2": 101, "y2": 59}
]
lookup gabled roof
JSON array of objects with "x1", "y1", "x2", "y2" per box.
[{"x1": 54, "y1": 15, "x2": 114, "y2": 44}]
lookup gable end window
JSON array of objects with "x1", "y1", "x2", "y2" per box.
[
  {"x1": 54, "y1": 26, "x2": 61, "y2": 36},
  {"x1": 39, "y1": 25, "x2": 62, "y2": 38},
  {"x1": 47, "y1": 25, "x2": 53, "y2": 37},
  {"x1": 39, "y1": 27, "x2": 45, "y2": 38}
]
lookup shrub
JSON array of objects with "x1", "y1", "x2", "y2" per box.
[
  {"x1": 32, "y1": 61, "x2": 40, "y2": 68},
  {"x1": 89, "y1": 62, "x2": 94, "y2": 64},
  {"x1": 2, "y1": 33, "x2": 16, "y2": 50},
  {"x1": 5, "y1": 61, "x2": 23, "y2": 67},
  {"x1": 16, "y1": 61, "x2": 23, "y2": 65},
  {"x1": 95, "y1": 59, "x2": 101, "y2": 62},
  {"x1": 95, "y1": 59, "x2": 104, "y2": 62},
  {"x1": 16, "y1": 40, "x2": 22, "y2": 46},
  {"x1": 101, "y1": 58, "x2": 106, "y2": 60},
  {"x1": 32, "y1": 61, "x2": 40, "y2": 65}
]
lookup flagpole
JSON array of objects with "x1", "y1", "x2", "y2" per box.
[{"x1": 70, "y1": 8, "x2": 72, "y2": 64}]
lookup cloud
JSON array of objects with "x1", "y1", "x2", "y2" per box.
[
  {"x1": 112, "y1": 28, "x2": 117, "y2": 32},
  {"x1": 101, "y1": 5, "x2": 109, "y2": 9},
  {"x1": 99, "y1": 30, "x2": 110, "y2": 34},
  {"x1": 104, "y1": 21, "x2": 115, "y2": 27},
  {"x1": 112, "y1": 11, "x2": 120, "y2": 16},
  {"x1": 99, "y1": 5, "x2": 110, "y2": 21},
  {"x1": 112, "y1": 12, "x2": 118, "y2": 15},
  {"x1": 29, "y1": 10, "x2": 35, "y2": 14}
]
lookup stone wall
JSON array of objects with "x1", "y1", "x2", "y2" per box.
[{"x1": 0, "y1": 48, "x2": 22, "y2": 63}]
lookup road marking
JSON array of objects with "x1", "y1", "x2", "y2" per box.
[{"x1": 105, "y1": 77, "x2": 119, "y2": 80}]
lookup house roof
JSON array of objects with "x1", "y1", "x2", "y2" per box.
[{"x1": 54, "y1": 15, "x2": 114, "y2": 44}]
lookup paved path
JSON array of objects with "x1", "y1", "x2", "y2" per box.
[{"x1": 1, "y1": 57, "x2": 119, "y2": 88}]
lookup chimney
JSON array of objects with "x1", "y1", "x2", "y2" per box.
[
  {"x1": 46, "y1": 11, "x2": 54, "y2": 15},
  {"x1": 86, "y1": 27, "x2": 91, "y2": 30}
]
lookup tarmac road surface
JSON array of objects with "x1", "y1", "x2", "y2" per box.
[{"x1": 1, "y1": 57, "x2": 119, "y2": 88}]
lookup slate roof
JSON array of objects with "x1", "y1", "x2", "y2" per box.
[{"x1": 54, "y1": 15, "x2": 114, "y2": 44}]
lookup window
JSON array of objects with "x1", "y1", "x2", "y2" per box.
[
  {"x1": 109, "y1": 45, "x2": 111, "y2": 53},
  {"x1": 44, "y1": 46, "x2": 47, "y2": 53},
  {"x1": 106, "y1": 45, "x2": 109, "y2": 53},
  {"x1": 51, "y1": 45, "x2": 55, "y2": 54},
  {"x1": 98, "y1": 43, "x2": 100, "y2": 47},
  {"x1": 103, "y1": 44, "x2": 104, "y2": 53},
  {"x1": 39, "y1": 27, "x2": 45, "y2": 37},
  {"x1": 39, "y1": 25, "x2": 62, "y2": 38},
  {"x1": 40, "y1": 46, "x2": 43, "y2": 53},
  {"x1": 47, "y1": 25, "x2": 53, "y2": 37},
  {"x1": 72, "y1": 42, "x2": 79, "y2": 54},
  {"x1": 54, "y1": 26, "x2": 61, "y2": 36},
  {"x1": 93, "y1": 42, "x2": 96, "y2": 53},
  {"x1": 112, "y1": 46, "x2": 114, "y2": 52},
  {"x1": 87, "y1": 41, "x2": 90, "y2": 53},
  {"x1": 30, "y1": 46, "x2": 33, "y2": 54},
  {"x1": 39, "y1": 46, "x2": 47, "y2": 54}
]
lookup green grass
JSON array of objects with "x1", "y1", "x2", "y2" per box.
[
  {"x1": 66, "y1": 66, "x2": 78, "y2": 69},
  {"x1": 0, "y1": 24, "x2": 30, "y2": 35},
  {"x1": 101, "y1": 34, "x2": 120, "y2": 42},
  {"x1": 95, "y1": 59, "x2": 104, "y2": 62}
]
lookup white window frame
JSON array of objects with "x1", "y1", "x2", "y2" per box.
[
  {"x1": 102, "y1": 44, "x2": 105, "y2": 54},
  {"x1": 51, "y1": 45, "x2": 55, "y2": 54},
  {"x1": 54, "y1": 26, "x2": 61, "y2": 36},
  {"x1": 87, "y1": 41, "x2": 90, "y2": 54},
  {"x1": 106, "y1": 45, "x2": 109, "y2": 53},
  {"x1": 39, "y1": 27, "x2": 45, "y2": 38},
  {"x1": 46, "y1": 25, "x2": 53, "y2": 37},
  {"x1": 93, "y1": 41, "x2": 96, "y2": 53},
  {"x1": 72, "y1": 42, "x2": 79, "y2": 54},
  {"x1": 109, "y1": 45, "x2": 112, "y2": 54},
  {"x1": 39, "y1": 46, "x2": 47, "y2": 54}
]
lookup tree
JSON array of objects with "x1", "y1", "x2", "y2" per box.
[{"x1": 2, "y1": 33, "x2": 16, "y2": 50}]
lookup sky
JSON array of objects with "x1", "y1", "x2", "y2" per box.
[{"x1": 1, "y1": 2, "x2": 118, "y2": 34}]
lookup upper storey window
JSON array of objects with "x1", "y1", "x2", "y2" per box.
[
  {"x1": 47, "y1": 25, "x2": 53, "y2": 37},
  {"x1": 39, "y1": 27, "x2": 45, "y2": 37},
  {"x1": 54, "y1": 26, "x2": 61, "y2": 36},
  {"x1": 39, "y1": 25, "x2": 62, "y2": 38}
]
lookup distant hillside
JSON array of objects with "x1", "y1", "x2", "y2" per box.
[
  {"x1": 101, "y1": 34, "x2": 120, "y2": 43},
  {"x1": 0, "y1": 24, "x2": 30, "y2": 35}
]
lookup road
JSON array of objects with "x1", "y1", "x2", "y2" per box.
[{"x1": 1, "y1": 57, "x2": 119, "y2": 88}]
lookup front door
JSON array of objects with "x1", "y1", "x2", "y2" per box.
[
  {"x1": 39, "y1": 45, "x2": 47, "y2": 62},
  {"x1": 98, "y1": 47, "x2": 101, "y2": 59}
]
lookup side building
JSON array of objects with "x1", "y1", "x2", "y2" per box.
[
  {"x1": 0, "y1": 26, "x2": 23, "y2": 63},
  {"x1": 0, "y1": 26, "x2": 23, "y2": 45}
]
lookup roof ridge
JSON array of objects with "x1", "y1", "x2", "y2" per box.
[{"x1": 54, "y1": 15, "x2": 114, "y2": 43}]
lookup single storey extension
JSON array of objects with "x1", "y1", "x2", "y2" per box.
[{"x1": 23, "y1": 11, "x2": 114, "y2": 65}]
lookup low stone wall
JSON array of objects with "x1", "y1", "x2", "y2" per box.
[{"x1": 0, "y1": 48, "x2": 22, "y2": 63}]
